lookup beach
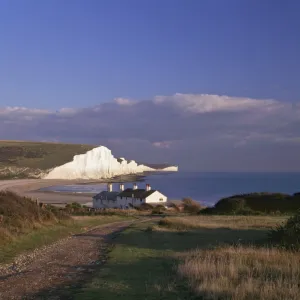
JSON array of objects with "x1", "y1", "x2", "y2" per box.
[
  {"x1": 0, "y1": 179, "x2": 92, "y2": 205},
  {"x1": 0, "y1": 174, "x2": 146, "y2": 206}
]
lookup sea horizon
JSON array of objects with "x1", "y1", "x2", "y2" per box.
[{"x1": 39, "y1": 171, "x2": 300, "y2": 206}]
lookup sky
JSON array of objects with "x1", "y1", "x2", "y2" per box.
[{"x1": 1, "y1": 0, "x2": 300, "y2": 171}]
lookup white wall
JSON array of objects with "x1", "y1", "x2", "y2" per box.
[
  {"x1": 116, "y1": 191, "x2": 167, "y2": 208},
  {"x1": 145, "y1": 191, "x2": 167, "y2": 204}
]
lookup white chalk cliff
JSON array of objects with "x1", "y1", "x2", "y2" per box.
[{"x1": 44, "y1": 146, "x2": 178, "y2": 179}]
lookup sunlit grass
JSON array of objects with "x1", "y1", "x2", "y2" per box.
[
  {"x1": 78, "y1": 215, "x2": 294, "y2": 300},
  {"x1": 178, "y1": 246, "x2": 300, "y2": 300},
  {"x1": 159, "y1": 215, "x2": 288, "y2": 230}
]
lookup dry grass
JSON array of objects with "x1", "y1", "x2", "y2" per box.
[
  {"x1": 0, "y1": 191, "x2": 69, "y2": 245},
  {"x1": 159, "y1": 215, "x2": 288, "y2": 230},
  {"x1": 178, "y1": 246, "x2": 300, "y2": 300},
  {"x1": 80, "y1": 215, "x2": 295, "y2": 300}
]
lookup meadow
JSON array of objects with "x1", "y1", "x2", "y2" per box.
[
  {"x1": 1, "y1": 191, "x2": 299, "y2": 299},
  {"x1": 77, "y1": 214, "x2": 299, "y2": 300}
]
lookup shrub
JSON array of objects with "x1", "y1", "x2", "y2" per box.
[
  {"x1": 169, "y1": 202, "x2": 181, "y2": 212},
  {"x1": 152, "y1": 204, "x2": 166, "y2": 215},
  {"x1": 269, "y1": 210, "x2": 300, "y2": 250},
  {"x1": 182, "y1": 198, "x2": 202, "y2": 214},
  {"x1": 137, "y1": 203, "x2": 154, "y2": 211},
  {"x1": 199, "y1": 207, "x2": 215, "y2": 215},
  {"x1": 210, "y1": 192, "x2": 300, "y2": 215},
  {"x1": 214, "y1": 197, "x2": 247, "y2": 212},
  {"x1": 66, "y1": 202, "x2": 82, "y2": 209}
]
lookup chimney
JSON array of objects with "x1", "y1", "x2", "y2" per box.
[
  {"x1": 107, "y1": 183, "x2": 112, "y2": 192},
  {"x1": 133, "y1": 183, "x2": 138, "y2": 190},
  {"x1": 146, "y1": 184, "x2": 151, "y2": 191},
  {"x1": 119, "y1": 183, "x2": 124, "y2": 191}
]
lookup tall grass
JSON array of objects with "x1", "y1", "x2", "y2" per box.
[
  {"x1": 159, "y1": 215, "x2": 288, "y2": 230},
  {"x1": 0, "y1": 191, "x2": 69, "y2": 245},
  {"x1": 178, "y1": 246, "x2": 300, "y2": 300}
]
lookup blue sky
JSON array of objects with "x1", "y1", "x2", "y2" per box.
[
  {"x1": 1, "y1": 0, "x2": 300, "y2": 171},
  {"x1": 1, "y1": 0, "x2": 300, "y2": 109}
]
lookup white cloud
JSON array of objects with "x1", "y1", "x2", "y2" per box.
[
  {"x1": 114, "y1": 97, "x2": 137, "y2": 106},
  {"x1": 152, "y1": 141, "x2": 173, "y2": 149},
  {"x1": 1, "y1": 93, "x2": 300, "y2": 171},
  {"x1": 58, "y1": 108, "x2": 79, "y2": 115},
  {"x1": 154, "y1": 93, "x2": 280, "y2": 113},
  {"x1": 0, "y1": 107, "x2": 50, "y2": 115}
]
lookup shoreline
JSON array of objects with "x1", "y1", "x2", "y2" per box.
[{"x1": 0, "y1": 173, "x2": 149, "y2": 205}]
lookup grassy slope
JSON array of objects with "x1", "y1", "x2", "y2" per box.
[
  {"x1": 0, "y1": 215, "x2": 128, "y2": 264},
  {"x1": 77, "y1": 215, "x2": 291, "y2": 300},
  {"x1": 0, "y1": 140, "x2": 94, "y2": 178},
  {"x1": 0, "y1": 190, "x2": 129, "y2": 263}
]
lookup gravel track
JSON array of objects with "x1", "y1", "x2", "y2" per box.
[{"x1": 0, "y1": 220, "x2": 138, "y2": 299}]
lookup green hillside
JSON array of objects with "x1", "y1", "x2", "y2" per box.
[{"x1": 0, "y1": 140, "x2": 95, "y2": 179}]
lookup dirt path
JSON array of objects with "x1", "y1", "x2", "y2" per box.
[{"x1": 0, "y1": 220, "x2": 139, "y2": 300}]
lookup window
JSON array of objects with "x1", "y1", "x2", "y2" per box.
[{"x1": 159, "y1": 198, "x2": 163, "y2": 202}]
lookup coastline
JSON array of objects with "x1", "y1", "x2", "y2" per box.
[{"x1": 0, "y1": 173, "x2": 148, "y2": 206}]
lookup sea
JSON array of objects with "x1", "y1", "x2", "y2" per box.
[{"x1": 39, "y1": 172, "x2": 300, "y2": 206}]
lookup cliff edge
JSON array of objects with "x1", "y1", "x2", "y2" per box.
[{"x1": 45, "y1": 146, "x2": 178, "y2": 179}]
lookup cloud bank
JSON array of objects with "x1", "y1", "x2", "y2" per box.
[{"x1": 1, "y1": 94, "x2": 300, "y2": 171}]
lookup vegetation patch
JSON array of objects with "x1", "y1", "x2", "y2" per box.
[
  {"x1": 65, "y1": 202, "x2": 150, "y2": 217},
  {"x1": 78, "y1": 215, "x2": 291, "y2": 300},
  {"x1": 182, "y1": 197, "x2": 202, "y2": 214},
  {"x1": 203, "y1": 192, "x2": 300, "y2": 214},
  {"x1": 0, "y1": 191, "x2": 129, "y2": 263},
  {"x1": 151, "y1": 204, "x2": 167, "y2": 215},
  {"x1": 159, "y1": 215, "x2": 287, "y2": 231},
  {"x1": 270, "y1": 210, "x2": 300, "y2": 250},
  {"x1": 178, "y1": 246, "x2": 300, "y2": 300},
  {"x1": 0, "y1": 191, "x2": 69, "y2": 245}
]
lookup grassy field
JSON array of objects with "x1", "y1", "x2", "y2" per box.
[
  {"x1": 0, "y1": 190, "x2": 131, "y2": 263},
  {"x1": 159, "y1": 215, "x2": 288, "y2": 230},
  {"x1": 0, "y1": 215, "x2": 128, "y2": 264},
  {"x1": 0, "y1": 140, "x2": 94, "y2": 178},
  {"x1": 76, "y1": 215, "x2": 299, "y2": 300}
]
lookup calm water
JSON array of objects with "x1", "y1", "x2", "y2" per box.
[{"x1": 40, "y1": 172, "x2": 300, "y2": 206}]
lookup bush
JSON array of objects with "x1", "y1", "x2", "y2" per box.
[
  {"x1": 137, "y1": 203, "x2": 154, "y2": 211},
  {"x1": 199, "y1": 207, "x2": 215, "y2": 215},
  {"x1": 66, "y1": 202, "x2": 82, "y2": 209},
  {"x1": 182, "y1": 198, "x2": 202, "y2": 214},
  {"x1": 152, "y1": 204, "x2": 166, "y2": 215},
  {"x1": 269, "y1": 210, "x2": 300, "y2": 250},
  {"x1": 209, "y1": 192, "x2": 300, "y2": 215},
  {"x1": 169, "y1": 202, "x2": 181, "y2": 212}
]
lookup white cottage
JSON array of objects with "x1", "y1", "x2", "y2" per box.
[
  {"x1": 116, "y1": 183, "x2": 167, "y2": 208},
  {"x1": 92, "y1": 183, "x2": 167, "y2": 209}
]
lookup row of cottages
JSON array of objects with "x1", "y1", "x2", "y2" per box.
[{"x1": 92, "y1": 183, "x2": 167, "y2": 209}]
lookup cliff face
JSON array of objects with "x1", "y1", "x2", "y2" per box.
[{"x1": 44, "y1": 146, "x2": 178, "y2": 179}]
